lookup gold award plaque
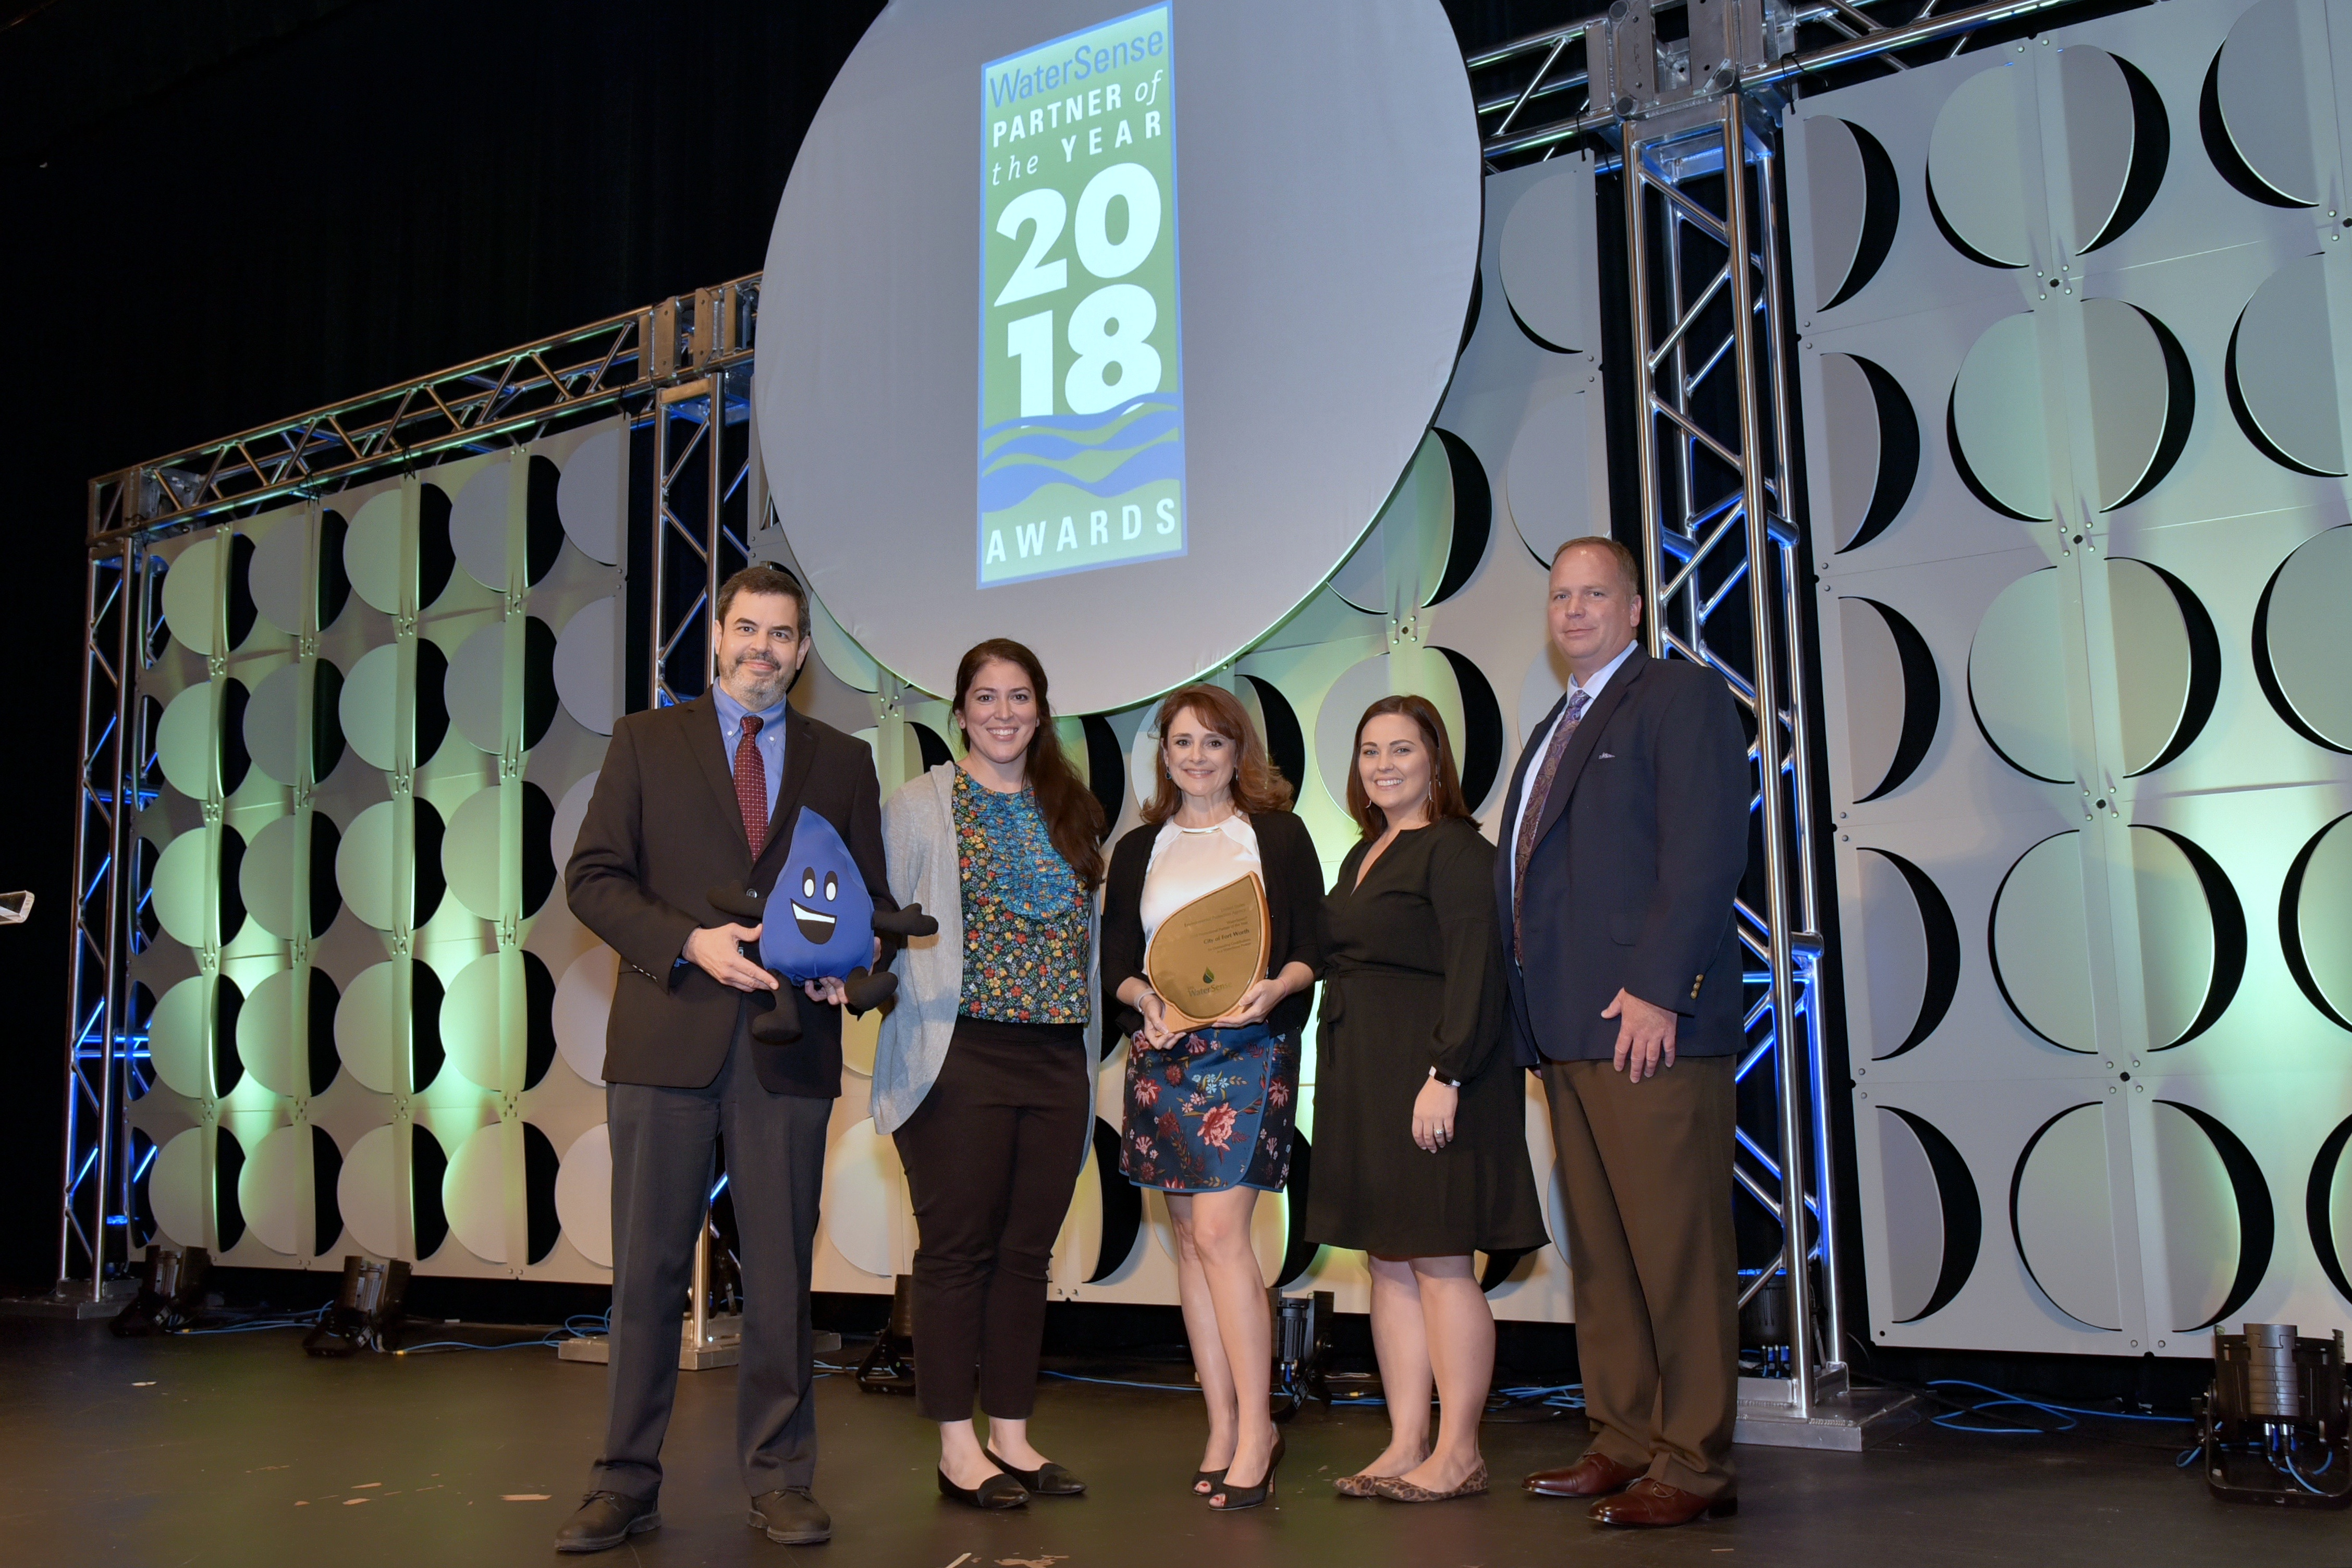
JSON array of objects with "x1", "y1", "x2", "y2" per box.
[{"x1": 1145, "y1": 874, "x2": 1271, "y2": 1030}]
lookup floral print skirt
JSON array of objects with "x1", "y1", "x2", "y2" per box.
[{"x1": 1118, "y1": 1021, "x2": 1297, "y2": 1194}]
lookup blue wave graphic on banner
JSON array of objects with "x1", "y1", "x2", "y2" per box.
[
  {"x1": 978, "y1": 397, "x2": 1183, "y2": 513},
  {"x1": 979, "y1": 437, "x2": 1185, "y2": 513}
]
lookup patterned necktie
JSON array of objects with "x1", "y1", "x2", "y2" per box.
[
  {"x1": 1512, "y1": 687, "x2": 1592, "y2": 959},
  {"x1": 734, "y1": 714, "x2": 769, "y2": 857}
]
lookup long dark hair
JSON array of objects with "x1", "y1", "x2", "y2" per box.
[
  {"x1": 1345, "y1": 694, "x2": 1474, "y2": 838},
  {"x1": 1140, "y1": 683, "x2": 1294, "y2": 824},
  {"x1": 952, "y1": 639, "x2": 1106, "y2": 887}
]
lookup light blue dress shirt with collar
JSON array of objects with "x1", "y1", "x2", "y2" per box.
[{"x1": 712, "y1": 684, "x2": 789, "y2": 825}]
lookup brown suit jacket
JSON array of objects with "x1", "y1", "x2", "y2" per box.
[{"x1": 565, "y1": 691, "x2": 889, "y2": 1099}]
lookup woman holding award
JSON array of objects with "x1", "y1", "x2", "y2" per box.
[
  {"x1": 1101, "y1": 684, "x2": 1324, "y2": 1511},
  {"x1": 1307, "y1": 695, "x2": 1547, "y2": 1504},
  {"x1": 873, "y1": 639, "x2": 1105, "y2": 1511}
]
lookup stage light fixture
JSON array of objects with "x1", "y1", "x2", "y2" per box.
[
  {"x1": 854, "y1": 1275, "x2": 916, "y2": 1395},
  {"x1": 2197, "y1": 1322, "x2": 2351, "y2": 1508},
  {"x1": 109, "y1": 1245, "x2": 210, "y2": 1336},
  {"x1": 301, "y1": 1256, "x2": 411, "y2": 1357}
]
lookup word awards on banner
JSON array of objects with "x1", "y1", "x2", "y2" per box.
[{"x1": 978, "y1": 4, "x2": 1185, "y2": 587}]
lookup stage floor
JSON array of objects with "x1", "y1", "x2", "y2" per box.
[{"x1": 4, "y1": 1316, "x2": 2341, "y2": 1567}]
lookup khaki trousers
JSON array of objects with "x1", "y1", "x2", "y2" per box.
[{"x1": 1541, "y1": 1055, "x2": 1738, "y2": 1499}]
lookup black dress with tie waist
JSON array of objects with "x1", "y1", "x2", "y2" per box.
[{"x1": 1303, "y1": 818, "x2": 1548, "y2": 1258}]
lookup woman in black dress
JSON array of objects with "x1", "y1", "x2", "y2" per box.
[{"x1": 1306, "y1": 694, "x2": 1547, "y2": 1503}]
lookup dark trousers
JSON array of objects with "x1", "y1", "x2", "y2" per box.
[
  {"x1": 891, "y1": 1018, "x2": 1092, "y2": 1423},
  {"x1": 595, "y1": 1029, "x2": 833, "y2": 1501},
  {"x1": 1542, "y1": 1054, "x2": 1738, "y2": 1499}
]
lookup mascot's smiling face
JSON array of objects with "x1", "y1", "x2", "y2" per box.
[{"x1": 758, "y1": 807, "x2": 872, "y2": 981}]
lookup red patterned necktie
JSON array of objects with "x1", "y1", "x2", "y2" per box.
[
  {"x1": 1512, "y1": 687, "x2": 1591, "y2": 960},
  {"x1": 734, "y1": 714, "x2": 769, "y2": 857}
]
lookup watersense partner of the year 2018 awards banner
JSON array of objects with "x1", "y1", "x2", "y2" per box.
[
  {"x1": 755, "y1": 0, "x2": 1478, "y2": 714},
  {"x1": 979, "y1": 7, "x2": 1183, "y2": 586}
]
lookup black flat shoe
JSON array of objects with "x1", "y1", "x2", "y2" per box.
[
  {"x1": 1192, "y1": 1466, "x2": 1227, "y2": 1496},
  {"x1": 938, "y1": 1467, "x2": 1028, "y2": 1509},
  {"x1": 1209, "y1": 1433, "x2": 1285, "y2": 1511},
  {"x1": 554, "y1": 1490, "x2": 660, "y2": 1553},
  {"x1": 987, "y1": 1450, "x2": 1086, "y2": 1497}
]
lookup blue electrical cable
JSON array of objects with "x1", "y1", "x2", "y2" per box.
[{"x1": 1926, "y1": 1379, "x2": 2194, "y2": 1435}]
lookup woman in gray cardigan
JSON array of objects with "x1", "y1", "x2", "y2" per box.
[{"x1": 872, "y1": 639, "x2": 1105, "y2": 1511}]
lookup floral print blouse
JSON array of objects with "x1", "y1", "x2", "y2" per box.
[{"x1": 953, "y1": 767, "x2": 1089, "y2": 1023}]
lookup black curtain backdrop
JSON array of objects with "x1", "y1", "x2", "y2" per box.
[{"x1": 0, "y1": 0, "x2": 1599, "y2": 1291}]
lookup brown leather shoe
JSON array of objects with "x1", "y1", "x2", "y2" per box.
[
  {"x1": 1589, "y1": 1477, "x2": 1736, "y2": 1526},
  {"x1": 1522, "y1": 1452, "x2": 1643, "y2": 1498}
]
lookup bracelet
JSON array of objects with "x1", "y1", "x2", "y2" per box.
[{"x1": 1427, "y1": 1067, "x2": 1462, "y2": 1089}]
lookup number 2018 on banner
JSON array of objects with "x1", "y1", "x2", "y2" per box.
[{"x1": 978, "y1": 5, "x2": 1184, "y2": 588}]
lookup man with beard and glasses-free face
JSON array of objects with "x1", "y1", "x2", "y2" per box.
[
  {"x1": 557, "y1": 564, "x2": 893, "y2": 1553},
  {"x1": 1499, "y1": 537, "x2": 1748, "y2": 1528}
]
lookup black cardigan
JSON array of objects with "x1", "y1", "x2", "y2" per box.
[{"x1": 1100, "y1": 809, "x2": 1325, "y2": 1043}]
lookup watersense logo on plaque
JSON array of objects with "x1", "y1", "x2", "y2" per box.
[{"x1": 978, "y1": 5, "x2": 1183, "y2": 587}]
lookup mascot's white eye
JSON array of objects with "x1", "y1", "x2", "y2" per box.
[
  {"x1": 802, "y1": 869, "x2": 816, "y2": 897},
  {"x1": 824, "y1": 873, "x2": 839, "y2": 901}
]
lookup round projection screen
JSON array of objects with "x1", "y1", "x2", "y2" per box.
[{"x1": 754, "y1": 0, "x2": 1480, "y2": 713}]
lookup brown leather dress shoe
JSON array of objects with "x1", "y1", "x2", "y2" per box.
[
  {"x1": 1589, "y1": 1477, "x2": 1737, "y2": 1526},
  {"x1": 1523, "y1": 1451, "x2": 1643, "y2": 1498}
]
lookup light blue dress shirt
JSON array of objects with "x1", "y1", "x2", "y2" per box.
[{"x1": 712, "y1": 684, "x2": 789, "y2": 825}]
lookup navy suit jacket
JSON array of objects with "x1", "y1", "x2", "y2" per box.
[{"x1": 1493, "y1": 645, "x2": 1749, "y2": 1064}]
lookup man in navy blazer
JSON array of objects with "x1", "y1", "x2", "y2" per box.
[{"x1": 1497, "y1": 536, "x2": 1748, "y2": 1527}]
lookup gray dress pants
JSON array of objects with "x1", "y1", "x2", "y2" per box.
[{"x1": 593, "y1": 1028, "x2": 832, "y2": 1501}]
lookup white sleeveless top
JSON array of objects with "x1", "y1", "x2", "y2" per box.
[{"x1": 1139, "y1": 815, "x2": 1263, "y2": 944}]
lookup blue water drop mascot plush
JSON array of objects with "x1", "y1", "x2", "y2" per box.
[{"x1": 706, "y1": 806, "x2": 936, "y2": 1043}]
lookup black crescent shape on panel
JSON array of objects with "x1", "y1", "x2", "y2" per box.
[
  {"x1": 524, "y1": 1122, "x2": 562, "y2": 1264},
  {"x1": 2109, "y1": 307, "x2": 2197, "y2": 510},
  {"x1": 1885, "y1": 1107, "x2": 1981, "y2": 1321},
  {"x1": 2155, "y1": 1100, "x2": 2273, "y2": 1330},
  {"x1": 1508, "y1": 299, "x2": 1576, "y2": 355},
  {"x1": 1479, "y1": 1248, "x2": 1536, "y2": 1293},
  {"x1": 1086, "y1": 1117, "x2": 1142, "y2": 1284},
  {"x1": 1946, "y1": 386, "x2": 2048, "y2": 523},
  {"x1": 523, "y1": 951, "x2": 559, "y2": 1091},
  {"x1": 2140, "y1": 826, "x2": 2246, "y2": 1049},
  {"x1": 311, "y1": 659, "x2": 348, "y2": 782},
  {"x1": 411, "y1": 959, "x2": 446, "y2": 1092},
  {"x1": 317, "y1": 510, "x2": 352, "y2": 631},
  {"x1": 1274, "y1": 1131, "x2": 1318, "y2": 1289},
  {"x1": 522, "y1": 617, "x2": 560, "y2": 750},
  {"x1": 2255, "y1": 556, "x2": 2352, "y2": 753},
  {"x1": 307, "y1": 814, "x2": 341, "y2": 939},
  {"x1": 1840, "y1": 359, "x2": 1920, "y2": 553},
  {"x1": 2084, "y1": 56, "x2": 2171, "y2": 254},
  {"x1": 1238, "y1": 675, "x2": 1307, "y2": 801},
  {"x1": 526, "y1": 456, "x2": 566, "y2": 584},
  {"x1": 1825, "y1": 121, "x2": 1902, "y2": 309},
  {"x1": 214, "y1": 1125, "x2": 247, "y2": 1253},
  {"x1": 1986, "y1": 833, "x2": 2091, "y2": 1051},
  {"x1": 2225, "y1": 310, "x2": 2344, "y2": 477},
  {"x1": 1435, "y1": 647, "x2": 1506, "y2": 808},
  {"x1": 1925, "y1": 170, "x2": 2022, "y2": 270},
  {"x1": 519, "y1": 781, "x2": 558, "y2": 917},
  {"x1": 218, "y1": 677, "x2": 252, "y2": 798},
  {"x1": 2200, "y1": 46, "x2": 2310, "y2": 209},
  {"x1": 1851, "y1": 599, "x2": 1940, "y2": 801},
  {"x1": 307, "y1": 969, "x2": 340, "y2": 1098},
  {"x1": 1429, "y1": 430, "x2": 1492, "y2": 606},
  {"x1": 2008, "y1": 1103, "x2": 2116, "y2": 1328},
  {"x1": 411, "y1": 1121, "x2": 450, "y2": 1260},
  {"x1": 1863, "y1": 849, "x2": 1962, "y2": 1057},
  {"x1": 1082, "y1": 714, "x2": 1125, "y2": 837},
  {"x1": 1460, "y1": 264, "x2": 1483, "y2": 358},
  {"x1": 216, "y1": 825, "x2": 248, "y2": 948},
  {"x1": 213, "y1": 975, "x2": 245, "y2": 1099},
  {"x1": 2306, "y1": 1115, "x2": 2352, "y2": 1306},
  {"x1": 413, "y1": 638, "x2": 451, "y2": 766},
  {"x1": 418, "y1": 483, "x2": 457, "y2": 609},
  {"x1": 2127, "y1": 561, "x2": 2221, "y2": 775},
  {"x1": 912, "y1": 722, "x2": 954, "y2": 772},
  {"x1": 2279, "y1": 813, "x2": 2352, "y2": 1032},
  {"x1": 311, "y1": 1125, "x2": 344, "y2": 1258},
  {"x1": 411, "y1": 799, "x2": 448, "y2": 928},
  {"x1": 1965, "y1": 661, "x2": 2069, "y2": 785},
  {"x1": 226, "y1": 534, "x2": 259, "y2": 653}
]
